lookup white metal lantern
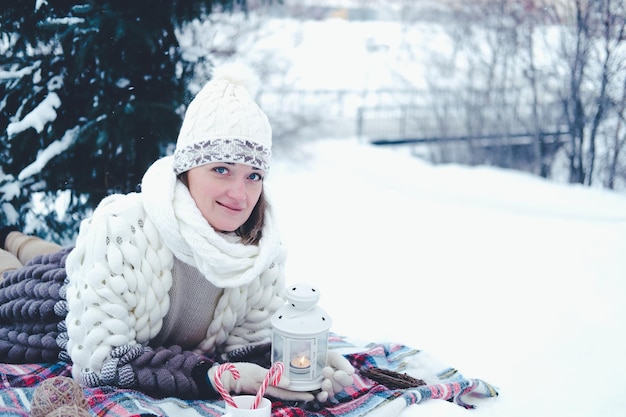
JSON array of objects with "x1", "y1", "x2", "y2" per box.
[{"x1": 271, "y1": 284, "x2": 332, "y2": 391}]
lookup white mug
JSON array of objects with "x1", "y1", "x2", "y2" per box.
[{"x1": 223, "y1": 395, "x2": 271, "y2": 417}]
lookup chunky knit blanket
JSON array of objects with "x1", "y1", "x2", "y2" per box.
[{"x1": 0, "y1": 334, "x2": 498, "y2": 416}]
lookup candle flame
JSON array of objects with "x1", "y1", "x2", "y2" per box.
[{"x1": 291, "y1": 355, "x2": 310, "y2": 368}]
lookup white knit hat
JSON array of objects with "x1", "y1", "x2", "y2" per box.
[{"x1": 173, "y1": 63, "x2": 272, "y2": 174}]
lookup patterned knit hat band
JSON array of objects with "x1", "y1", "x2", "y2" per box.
[
  {"x1": 173, "y1": 137, "x2": 271, "y2": 174},
  {"x1": 173, "y1": 62, "x2": 272, "y2": 175}
]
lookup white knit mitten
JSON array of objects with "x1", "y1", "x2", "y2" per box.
[{"x1": 316, "y1": 351, "x2": 356, "y2": 402}]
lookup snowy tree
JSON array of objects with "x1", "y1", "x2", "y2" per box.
[{"x1": 0, "y1": 0, "x2": 250, "y2": 242}]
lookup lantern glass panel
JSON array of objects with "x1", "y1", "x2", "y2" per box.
[
  {"x1": 287, "y1": 338, "x2": 316, "y2": 380},
  {"x1": 316, "y1": 333, "x2": 328, "y2": 371},
  {"x1": 272, "y1": 332, "x2": 284, "y2": 365}
]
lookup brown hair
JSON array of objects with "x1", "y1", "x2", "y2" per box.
[
  {"x1": 236, "y1": 190, "x2": 266, "y2": 245},
  {"x1": 178, "y1": 172, "x2": 266, "y2": 245}
]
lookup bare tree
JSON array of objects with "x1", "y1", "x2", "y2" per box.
[
  {"x1": 603, "y1": 0, "x2": 626, "y2": 189},
  {"x1": 424, "y1": 0, "x2": 565, "y2": 172},
  {"x1": 553, "y1": 0, "x2": 626, "y2": 185},
  {"x1": 438, "y1": 0, "x2": 626, "y2": 189},
  {"x1": 606, "y1": 83, "x2": 626, "y2": 189},
  {"x1": 517, "y1": 0, "x2": 563, "y2": 178}
]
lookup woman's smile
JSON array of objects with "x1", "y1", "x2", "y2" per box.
[{"x1": 218, "y1": 200, "x2": 244, "y2": 212}]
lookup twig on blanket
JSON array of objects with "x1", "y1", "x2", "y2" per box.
[{"x1": 359, "y1": 367, "x2": 426, "y2": 389}]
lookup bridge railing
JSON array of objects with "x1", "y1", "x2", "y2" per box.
[{"x1": 257, "y1": 89, "x2": 570, "y2": 149}]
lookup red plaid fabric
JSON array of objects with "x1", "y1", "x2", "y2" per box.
[{"x1": 0, "y1": 336, "x2": 498, "y2": 416}]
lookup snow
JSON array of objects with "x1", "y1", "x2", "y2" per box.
[
  {"x1": 6, "y1": 92, "x2": 61, "y2": 137},
  {"x1": 283, "y1": 19, "x2": 453, "y2": 91},
  {"x1": 0, "y1": 62, "x2": 41, "y2": 80},
  {"x1": 267, "y1": 138, "x2": 626, "y2": 416},
  {"x1": 18, "y1": 125, "x2": 79, "y2": 181},
  {"x1": 3, "y1": 8, "x2": 626, "y2": 416},
  {"x1": 35, "y1": 0, "x2": 48, "y2": 13}
]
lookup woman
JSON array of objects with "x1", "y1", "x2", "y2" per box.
[{"x1": 0, "y1": 63, "x2": 353, "y2": 402}]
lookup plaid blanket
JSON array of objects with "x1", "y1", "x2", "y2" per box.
[{"x1": 0, "y1": 335, "x2": 498, "y2": 416}]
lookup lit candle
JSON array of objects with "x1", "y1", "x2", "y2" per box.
[{"x1": 290, "y1": 355, "x2": 311, "y2": 373}]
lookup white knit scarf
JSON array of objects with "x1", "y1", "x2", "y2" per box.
[{"x1": 141, "y1": 156, "x2": 281, "y2": 288}]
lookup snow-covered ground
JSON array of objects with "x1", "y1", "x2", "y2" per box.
[
  {"x1": 4, "y1": 7, "x2": 626, "y2": 416},
  {"x1": 268, "y1": 138, "x2": 626, "y2": 417}
]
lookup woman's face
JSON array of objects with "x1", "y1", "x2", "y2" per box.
[{"x1": 186, "y1": 162, "x2": 264, "y2": 232}]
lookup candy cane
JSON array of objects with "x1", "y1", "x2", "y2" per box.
[
  {"x1": 213, "y1": 363, "x2": 240, "y2": 408},
  {"x1": 253, "y1": 362, "x2": 285, "y2": 409}
]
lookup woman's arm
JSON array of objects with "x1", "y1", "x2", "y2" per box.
[{"x1": 63, "y1": 194, "x2": 178, "y2": 390}]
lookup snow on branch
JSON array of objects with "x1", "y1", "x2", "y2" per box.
[
  {"x1": 35, "y1": 0, "x2": 48, "y2": 12},
  {"x1": 18, "y1": 125, "x2": 79, "y2": 181},
  {"x1": 6, "y1": 92, "x2": 61, "y2": 137},
  {"x1": 0, "y1": 62, "x2": 41, "y2": 80}
]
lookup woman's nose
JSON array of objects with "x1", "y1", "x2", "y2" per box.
[{"x1": 227, "y1": 179, "x2": 246, "y2": 201}]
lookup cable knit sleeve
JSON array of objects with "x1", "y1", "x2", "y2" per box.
[{"x1": 64, "y1": 193, "x2": 174, "y2": 387}]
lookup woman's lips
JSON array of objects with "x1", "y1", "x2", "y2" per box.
[{"x1": 218, "y1": 201, "x2": 244, "y2": 212}]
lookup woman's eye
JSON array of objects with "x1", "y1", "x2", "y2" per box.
[
  {"x1": 249, "y1": 172, "x2": 263, "y2": 181},
  {"x1": 213, "y1": 166, "x2": 229, "y2": 175}
]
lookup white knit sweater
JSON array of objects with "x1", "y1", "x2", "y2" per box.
[{"x1": 64, "y1": 156, "x2": 286, "y2": 383}]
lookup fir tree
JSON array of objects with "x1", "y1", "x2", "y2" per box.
[{"x1": 0, "y1": 0, "x2": 249, "y2": 242}]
